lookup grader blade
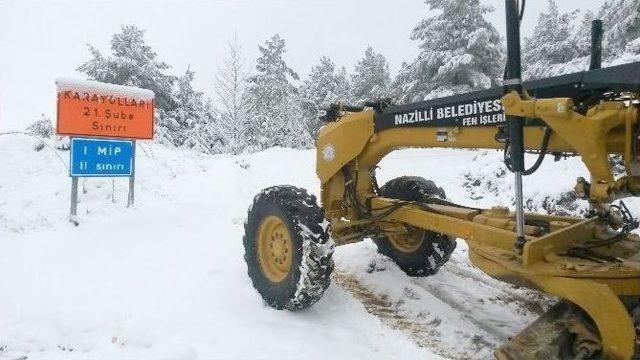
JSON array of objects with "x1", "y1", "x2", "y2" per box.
[
  {"x1": 497, "y1": 298, "x2": 640, "y2": 360},
  {"x1": 495, "y1": 302, "x2": 599, "y2": 360}
]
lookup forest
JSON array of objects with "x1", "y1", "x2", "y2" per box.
[{"x1": 26, "y1": 0, "x2": 640, "y2": 154}]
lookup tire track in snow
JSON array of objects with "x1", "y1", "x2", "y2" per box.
[
  {"x1": 442, "y1": 257, "x2": 551, "y2": 315},
  {"x1": 333, "y1": 244, "x2": 553, "y2": 360},
  {"x1": 332, "y1": 269, "x2": 497, "y2": 360}
]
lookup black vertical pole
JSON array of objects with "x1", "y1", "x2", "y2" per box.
[
  {"x1": 504, "y1": 0, "x2": 527, "y2": 253},
  {"x1": 590, "y1": 20, "x2": 603, "y2": 71}
]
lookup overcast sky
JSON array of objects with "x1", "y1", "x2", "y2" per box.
[{"x1": 0, "y1": 0, "x2": 605, "y2": 131}]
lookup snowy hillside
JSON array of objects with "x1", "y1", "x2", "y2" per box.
[{"x1": 2, "y1": 134, "x2": 639, "y2": 360}]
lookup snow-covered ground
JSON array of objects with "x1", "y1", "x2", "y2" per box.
[{"x1": 2, "y1": 134, "x2": 638, "y2": 360}]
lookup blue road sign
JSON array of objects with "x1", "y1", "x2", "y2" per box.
[{"x1": 70, "y1": 138, "x2": 134, "y2": 177}]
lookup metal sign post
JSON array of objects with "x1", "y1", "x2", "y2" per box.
[
  {"x1": 70, "y1": 136, "x2": 79, "y2": 225},
  {"x1": 127, "y1": 140, "x2": 136, "y2": 207}
]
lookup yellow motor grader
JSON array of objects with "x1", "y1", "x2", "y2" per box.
[{"x1": 242, "y1": 1, "x2": 640, "y2": 358}]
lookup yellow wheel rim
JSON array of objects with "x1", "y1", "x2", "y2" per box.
[
  {"x1": 388, "y1": 228, "x2": 424, "y2": 253},
  {"x1": 257, "y1": 215, "x2": 294, "y2": 283}
]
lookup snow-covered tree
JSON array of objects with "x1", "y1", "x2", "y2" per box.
[
  {"x1": 181, "y1": 100, "x2": 225, "y2": 154},
  {"x1": 214, "y1": 33, "x2": 250, "y2": 154},
  {"x1": 244, "y1": 34, "x2": 311, "y2": 150},
  {"x1": 165, "y1": 67, "x2": 223, "y2": 152},
  {"x1": 79, "y1": 25, "x2": 222, "y2": 151},
  {"x1": 77, "y1": 25, "x2": 177, "y2": 112},
  {"x1": 625, "y1": 37, "x2": 640, "y2": 56},
  {"x1": 572, "y1": 10, "x2": 596, "y2": 58},
  {"x1": 523, "y1": 0, "x2": 581, "y2": 79},
  {"x1": 393, "y1": 0, "x2": 504, "y2": 103},
  {"x1": 300, "y1": 56, "x2": 351, "y2": 138},
  {"x1": 599, "y1": 0, "x2": 640, "y2": 57},
  {"x1": 350, "y1": 47, "x2": 390, "y2": 103}
]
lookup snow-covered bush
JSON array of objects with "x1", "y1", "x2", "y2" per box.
[{"x1": 26, "y1": 115, "x2": 54, "y2": 138}]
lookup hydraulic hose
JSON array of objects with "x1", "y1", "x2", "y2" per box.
[{"x1": 504, "y1": 127, "x2": 553, "y2": 176}]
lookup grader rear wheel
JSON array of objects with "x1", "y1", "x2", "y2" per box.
[
  {"x1": 374, "y1": 176, "x2": 456, "y2": 277},
  {"x1": 243, "y1": 186, "x2": 334, "y2": 310},
  {"x1": 387, "y1": 228, "x2": 425, "y2": 253}
]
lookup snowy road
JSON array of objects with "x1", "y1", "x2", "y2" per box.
[{"x1": 0, "y1": 135, "x2": 611, "y2": 359}]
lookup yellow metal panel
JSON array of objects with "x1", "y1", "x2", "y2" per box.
[
  {"x1": 316, "y1": 111, "x2": 375, "y2": 184},
  {"x1": 523, "y1": 218, "x2": 597, "y2": 266},
  {"x1": 371, "y1": 197, "x2": 520, "y2": 250}
]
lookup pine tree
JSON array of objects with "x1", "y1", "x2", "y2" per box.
[
  {"x1": 215, "y1": 33, "x2": 250, "y2": 154},
  {"x1": 300, "y1": 56, "x2": 350, "y2": 138},
  {"x1": 170, "y1": 67, "x2": 223, "y2": 153},
  {"x1": 77, "y1": 25, "x2": 177, "y2": 112},
  {"x1": 78, "y1": 25, "x2": 221, "y2": 152},
  {"x1": 523, "y1": 0, "x2": 581, "y2": 79},
  {"x1": 572, "y1": 10, "x2": 596, "y2": 58},
  {"x1": 244, "y1": 34, "x2": 311, "y2": 150},
  {"x1": 599, "y1": 0, "x2": 640, "y2": 57},
  {"x1": 393, "y1": 0, "x2": 503, "y2": 103},
  {"x1": 350, "y1": 47, "x2": 390, "y2": 103}
]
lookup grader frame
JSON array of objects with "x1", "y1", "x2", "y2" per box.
[
  {"x1": 316, "y1": 76, "x2": 640, "y2": 360},
  {"x1": 242, "y1": 1, "x2": 640, "y2": 358},
  {"x1": 313, "y1": 3, "x2": 640, "y2": 357}
]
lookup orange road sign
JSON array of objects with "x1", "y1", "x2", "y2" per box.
[{"x1": 56, "y1": 79, "x2": 155, "y2": 139}]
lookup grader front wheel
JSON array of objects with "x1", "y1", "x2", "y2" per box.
[
  {"x1": 243, "y1": 186, "x2": 334, "y2": 310},
  {"x1": 256, "y1": 215, "x2": 294, "y2": 283}
]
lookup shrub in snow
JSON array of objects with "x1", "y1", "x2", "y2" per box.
[
  {"x1": 26, "y1": 115, "x2": 54, "y2": 138},
  {"x1": 32, "y1": 139, "x2": 46, "y2": 152},
  {"x1": 55, "y1": 136, "x2": 71, "y2": 151}
]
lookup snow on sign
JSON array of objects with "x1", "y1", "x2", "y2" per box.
[
  {"x1": 70, "y1": 138, "x2": 133, "y2": 177},
  {"x1": 56, "y1": 78, "x2": 155, "y2": 139}
]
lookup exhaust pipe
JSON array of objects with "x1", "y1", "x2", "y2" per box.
[{"x1": 590, "y1": 19, "x2": 603, "y2": 71}]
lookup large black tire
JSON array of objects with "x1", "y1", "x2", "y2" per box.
[
  {"x1": 243, "y1": 186, "x2": 334, "y2": 310},
  {"x1": 374, "y1": 176, "x2": 456, "y2": 277}
]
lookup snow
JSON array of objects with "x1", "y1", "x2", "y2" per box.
[
  {"x1": 1, "y1": 134, "x2": 638, "y2": 359},
  {"x1": 56, "y1": 78, "x2": 155, "y2": 101},
  {"x1": 0, "y1": 134, "x2": 438, "y2": 360}
]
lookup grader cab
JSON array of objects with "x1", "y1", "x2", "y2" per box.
[{"x1": 242, "y1": 1, "x2": 640, "y2": 358}]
